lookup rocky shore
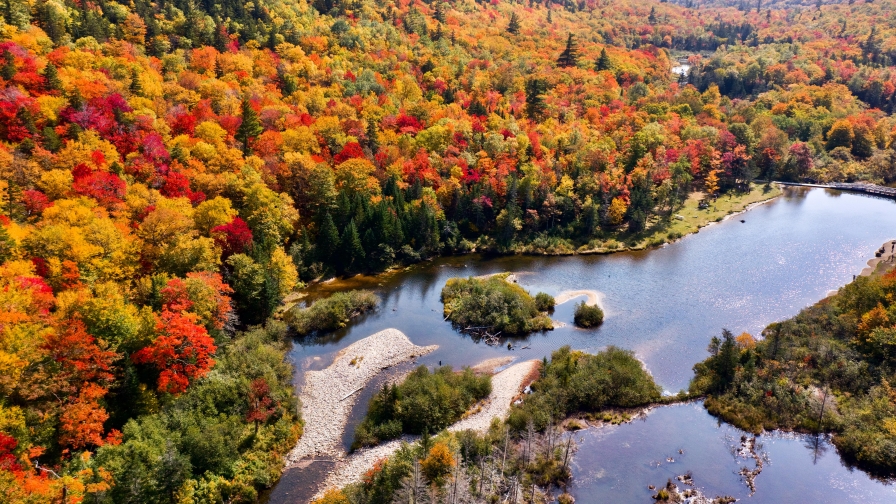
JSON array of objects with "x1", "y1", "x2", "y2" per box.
[
  {"x1": 286, "y1": 328, "x2": 437, "y2": 464},
  {"x1": 310, "y1": 358, "x2": 540, "y2": 499}
]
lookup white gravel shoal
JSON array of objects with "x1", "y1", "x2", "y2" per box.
[
  {"x1": 555, "y1": 289, "x2": 603, "y2": 307},
  {"x1": 287, "y1": 328, "x2": 437, "y2": 464},
  {"x1": 312, "y1": 359, "x2": 540, "y2": 498},
  {"x1": 448, "y1": 359, "x2": 539, "y2": 433}
]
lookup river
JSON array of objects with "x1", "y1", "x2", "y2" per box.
[{"x1": 269, "y1": 186, "x2": 896, "y2": 502}]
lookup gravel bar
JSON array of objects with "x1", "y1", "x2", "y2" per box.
[{"x1": 287, "y1": 328, "x2": 437, "y2": 464}]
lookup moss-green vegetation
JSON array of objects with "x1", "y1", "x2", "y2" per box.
[
  {"x1": 691, "y1": 269, "x2": 896, "y2": 476},
  {"x1": 508, "y1": 346, "x2": 662, "y2": 431},
  {"x1": 440, "y1": 274, "x2": 553, "y2": 334},
  {"x1": 535, "y1": 292, "x2": 556, "y2": 312},
  {"x1": 95, "y1": 322, "x2": 301, "y2": 502},
  {"x1": 573, "y1": 301, "x2": 604, "y2": 327},
  {"x1": 353, "y1": 365, "x2": 491, "y2": 449},
  {"x1": 285, "y1": 290, "x2": 379, "y2": 336},
  {"x1": 343, "y1": 346, "x2": 663, "y2": 502}
]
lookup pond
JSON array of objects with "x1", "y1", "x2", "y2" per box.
[{"x1": 272, "y1": 187, "x2": 896, "y2": 500}]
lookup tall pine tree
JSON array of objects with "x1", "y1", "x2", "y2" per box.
[
  {"x1": 557, "y1": 34, "x2": 579, "y2": 68},
  {"x1": 236, "y1": 99, "x2": 263, "y2": 155},
  {"x1": 508, "y1": 13, "x2": 520, "y2": 35}
]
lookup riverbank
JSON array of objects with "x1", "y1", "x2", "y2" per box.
[
  {"x1": 286, "y1": 329, "x2": 437, "y2": 464},
  {"x1": 310, "y1": 359, "x2": 540, "y2": 499},
  {"x1": 513, "y1": 183, "x2": 782, "y2": 255},
  {"x1": 294, "y1": 186, "x2": 784, "y2": 296}
]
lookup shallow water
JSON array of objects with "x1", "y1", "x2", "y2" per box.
[
  {"x1": 271, "y1": 187, "x2": 896, "y2": 500},
  {"x1": 569, "y1": 402, "x2": 896, "y2": 503}
]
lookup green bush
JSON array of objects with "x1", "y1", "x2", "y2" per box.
[
  {"x1": 353, "y1": 365, "x2": 491, "y2": 448},
  {"x1": 286, "y1": 290, "x2": 379, "y2": 335},
  {"x1": 573, "y1": 301, "x2": 604, "y2": 327},
  {"x1": 441, "y1": 274, "x2": 552, "y2": 334},
  {"x1": 535, "y1": 292, "x2": 556, "y2": 312},
  {"x1": 507, "y1": 346, "x2": 661, "y2": 432}
]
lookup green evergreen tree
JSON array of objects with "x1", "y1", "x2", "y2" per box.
[
  {"x1": 130, "y1": 68, "x2": 143, "y2": 96},
  {"x1": 340, "y1": 219, "x2": 366, "y2": 272},
  {"x1": 365, "y1": 119, "x2": 379, "y2": 153},
  {"x1": 1, "y1": 50, "x2": 15, "y2": 81},
  {"x1": 508, "y1": 12, "x2": 520, "y2": 35},
  {"x1": 525, "y1": 78, "x2": 548, "y2": 119},
  {"x1": 236, "y1": 99, "x2": 264, "y2": 155},
  {"x1": 595, "y1": 48, "x2": 612, "y2": 71},
  {"x1": 316, "y1": 212, "x2": 341, "y2": 266},
  {"x1": 557, "y1": 33, "x2": 579, "y2": 68},
  {"x1": 0, "y1": 222, "x2": 15, "y2": 264},
  {"x1": 43, "y1": 62, "x2": 61, "y2": 91},
  {"x1": 547, "y1": 8, "x2": 553, "y2": 23},
  {"x1": 42, "y1": 126, "x2": 62, "y2": 152},
  {"x1": 434, "y1": 2, "x2": 446, "y2": 23}
]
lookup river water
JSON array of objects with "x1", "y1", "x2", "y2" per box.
[{"x1": 273, "y1": 187, "x2": 896, "y2": 501}]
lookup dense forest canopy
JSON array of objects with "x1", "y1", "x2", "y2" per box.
[{"x1": 3, "y1": 0, "x2": 896, "y2": 501}]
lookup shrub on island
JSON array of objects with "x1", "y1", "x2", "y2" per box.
[
  {"x1": 353, "y1": 365, "x2": 491, "y2": 449},
  {"x1": 535, "y1": 292, "x2": 556, "y2": 312},
  {"x1": 574, "y1": 301, "x2": 604, "y2": 327},
  {"x1": 286, "y1": 290, "x2": 379, "y2": 335},
  {"x1": 507, "y1": 346, "x2": 661, "y2": 431},
  {"x1": 441, "y1": 274, "x2": 553, "y2": 334}
]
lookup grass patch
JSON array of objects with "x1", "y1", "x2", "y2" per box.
[
  {"x1": 441, "y1": 274, "x2": 553, "y2": 334},
  {"x1": 574, "y1": 301, "x2": 604, "y2": 327},
  {"x1": 285, "y1": 290, "x2": 379, "y2": 336},
  {"x1": 352, "y1": 365, "x2": 491, "y2": 449}
]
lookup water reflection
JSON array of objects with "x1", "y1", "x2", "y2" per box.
[
  {"x1": 291, "y1": 188, "x2": 896, "y2": 393},
  {"x1": 569, "y1": 403, "x2": 896, "y2": 503}
]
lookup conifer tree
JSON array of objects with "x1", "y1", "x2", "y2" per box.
[
  {"x1": 341, "y1": 219, "x2": 366, "y2": 272},
  {"x1": 366, "y1": 119, "x2": 379, "y2": 153},
  {"x1": 236, "y1": 99, "x2": 263, "y2": 155},
  {"x1": 508, "y1": 12, "x2": 520, "y2": 35},
  {"x1": 44, "y1": 62, "x2": 61, "y2": 91},
  {"x1": 1, "y1": 50, "x2": 14, "y2": 80},
  {"x1": 130, "y1": 68, "x2": 143, "y2": 96},
  {"x1": 547, "y1": 8, "x2": 553, "y2": 23},
  {"x1": 316, "y1": 212, "x2": 341, "y2": 265},
  {"x1": 557, "y1": 33, "x2": 579, "y2": 68},
  {"x1": 434, "y1": 2, "x2": 446, "y2": 23},
  {"x1": 525, "y1": 78, "x2": 548, "y2": 119},
  {"x1": 595, "y1": 48, "x2": 612, "y2": 71}
]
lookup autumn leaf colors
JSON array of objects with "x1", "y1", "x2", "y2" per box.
[{"x1": 3, "y1": 0, "x2": 896, "y2": 501}]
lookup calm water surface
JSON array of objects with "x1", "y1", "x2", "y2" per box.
[
  {"x1": 570, "y1": 402, "x2": 896, "y2": 503},
  {"x1": 291, "y1": 188, "x2": 896, "y2": 392},
  {"x1": 276, "y1": 187, "x2": 896, "y2": 500}
]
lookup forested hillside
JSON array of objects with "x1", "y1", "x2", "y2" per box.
[{"x1": 2, "y1": 0, "x2": 896, "y2": 501}]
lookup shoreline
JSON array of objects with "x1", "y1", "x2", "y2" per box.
[
  {"x1": 310, "y1": 359, "x2": 540, "y2": 499},
  {"x1": 299, "y1": 186, "x2": 786, "y2": 292},
  {"x1": 286, "y1": 328, "x2": 437, "y2": 465},
  {"x1": 555, "y1": 289, "x2": 603, "y2": 308}
]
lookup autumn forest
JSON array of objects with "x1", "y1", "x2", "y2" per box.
[{"x1": 3, "y1": 0, "x2": 896, "y2": 501}]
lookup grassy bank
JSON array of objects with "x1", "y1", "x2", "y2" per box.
[{"x1": 510, "y1": 184, "x2": 782, "y2": 255}]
